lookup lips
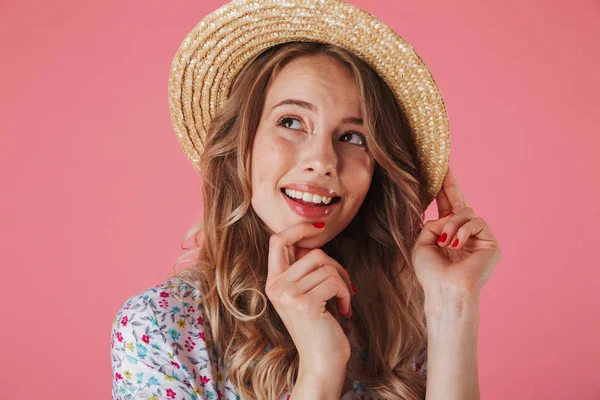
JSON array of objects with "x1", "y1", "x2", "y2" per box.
[{"x1": 281, "y1": 190, "x2": 340, "y2": 219}]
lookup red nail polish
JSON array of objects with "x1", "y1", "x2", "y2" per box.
[
  {"x1": 438, "y1": 232, "x2": 447, "y2": 243},
  {"x1": 351, "y1": 284, "x2": 357, "y2": 294},
  {"x1": 312, "y1": 222, "x2": 325, "y2": 228},
  {"x1": 452, "y1": 238, "x2": 459, "y2": 247},
  {"x1": 443, "y1": 212, "x2": 453, "y2": 218}
]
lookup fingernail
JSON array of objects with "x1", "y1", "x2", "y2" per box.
[
  {"x1": 452, "y1": 238, "x2": 459, "y2": 248},
  {"x1": 443, "y1": 212, "x2": 453, "y2": 218},
  {"x1": 438, "y1": 232, "x2": 448, "y2": 243},
  {"x1": 351, "y1": 283, "x2": 357, "y2": 294},
  {"x1": 312, "y1": 222, "x2": 325, "y2": 228}
]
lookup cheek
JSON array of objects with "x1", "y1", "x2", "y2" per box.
[
  {"x1": 251, "y1": 133, "x2": 293, "y2": 188},
  {"x1": 343, "y1": 155, "x2": 373, "y2": 199}
]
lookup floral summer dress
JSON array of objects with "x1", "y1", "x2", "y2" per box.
[{"x1": 110, "y1": 277, "x2": 427, "y2": 400}]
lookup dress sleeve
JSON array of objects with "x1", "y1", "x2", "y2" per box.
[
  {"x1": 414, "y1": 345, "x2": 428, "y2": 380},
  {"x1": 110, "y1": 293, "x2": 204, "y2": 400}
]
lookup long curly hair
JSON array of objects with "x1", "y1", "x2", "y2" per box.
[{"x1": 169, "y1": 41, "x2": 429, "y2": 400}]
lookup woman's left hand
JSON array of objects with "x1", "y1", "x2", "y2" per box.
[{"x1": 411, "y1": 165, "x2": 502, "y2": 296}]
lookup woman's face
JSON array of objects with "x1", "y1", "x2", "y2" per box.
[{"x1": 250, "y1": 54, "x2": 374, "y2": 248}]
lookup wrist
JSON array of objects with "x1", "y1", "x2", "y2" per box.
[
  {"x1": 294, "y1": 362, "x2": 347, "y2": 400},
  {"x1": 424, "y1": 286, "x2": 480, "y2": 319}
]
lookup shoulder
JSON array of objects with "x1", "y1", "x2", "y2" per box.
[
  {"x1": 114, "y1": 276, "x2": 203, "y2": 315},
  {"x1": 111, "y1": 277, "x2": 206, "y2": 346},
  {"x1": 111, "y1": 276, "x2": 231, "y2": 399},
  {"x1": 111, "y1": 276, "x2": 207, "y2": 352}
]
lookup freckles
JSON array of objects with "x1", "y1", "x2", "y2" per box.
[{"x1": 252, "y1": 156, "x2": 260, "y2": 173}]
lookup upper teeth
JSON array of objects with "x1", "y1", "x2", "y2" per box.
[{"x1": 284, "y1": 188, "x2": 333, "y2": 205}]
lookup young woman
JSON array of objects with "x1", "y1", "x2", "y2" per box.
[{"x1": 110, "y1": 2, "x2": 501, "y2": 400}]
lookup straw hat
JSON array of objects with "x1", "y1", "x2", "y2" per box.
[{"x1": 168, "y1": 0, "x2": 451, "y2": 208}]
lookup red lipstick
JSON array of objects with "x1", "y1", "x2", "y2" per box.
[{"x1": 281, "y1": 189, "x2": 340, "y2": 219}]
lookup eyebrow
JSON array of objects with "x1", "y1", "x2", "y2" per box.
[{"x1": 271, "y1": 98, "x2": 363, "y2": 126}]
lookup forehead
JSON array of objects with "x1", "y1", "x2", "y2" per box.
[{"x1": 265, "y1": 55, "x2": 361, "y2": 113}]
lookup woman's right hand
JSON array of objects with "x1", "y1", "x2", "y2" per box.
[{"x1": 265, "y1": 221, "x2": 356, "y2": 373}]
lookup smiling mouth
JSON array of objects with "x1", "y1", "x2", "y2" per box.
[{"x1": 280, "y1": 188, "x2": 342, "y2": 207}]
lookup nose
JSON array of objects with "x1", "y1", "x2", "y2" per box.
[{"x1": 301, "y1": 134, "x2": 338, "y2": 178}]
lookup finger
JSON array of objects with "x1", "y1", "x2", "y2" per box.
[
  {"x1": 435, "y1": 207, "x2": 476, "y2": 247},
  {"x1": 303, "y1": 275, "x2": 352, "y2": 318},
  {"x1": 436, "y1": 183, "x2": 453, "y2": 219},
  {"x1": 446, "y1": 216, "x2": 498, "y2": 250},
  {"x1": 415, "y1": 218, "x2": 447, "y2": 250},
  {"x1": 267, "y1": 223, "x2": 325, "y2": 281},
  {"x1": 443, "y1": 166, "x2": 469, "y2": 210},
  {"x1": 283, "y1": 249, "x2": 353, "y2": 295},
  {"x1": 294, "y1": 264, "x2": 353, "y2": 317},
  {"x1": 415, "y1": 207, "x2": 474, "y2": 249}
]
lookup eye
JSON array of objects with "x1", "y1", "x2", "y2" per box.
[
  {"x1": 340, "y1": 132, "x2": 367, "y2": 147},
  {"x1": 277, "y1": 115, "x2": 367, "y2": 148},
  {"x1": 276, "y1": 116, "x2": 303, "y2": 130}
]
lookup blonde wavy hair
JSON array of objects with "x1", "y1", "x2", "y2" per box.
[{"x1": 169, "y1": 41, "x2": 429, "y2": 400}]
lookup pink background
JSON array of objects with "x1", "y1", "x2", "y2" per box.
[{"x1": 1, "y1": 0, "x2": 599, "y2": 398}]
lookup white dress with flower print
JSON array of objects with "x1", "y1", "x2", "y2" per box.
[{"x1": 110, "y1": 277, "x2": 427, "y2": 399}]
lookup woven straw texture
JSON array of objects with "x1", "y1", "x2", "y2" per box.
[{"x1": 168, "y1": 0, "x2": 451, "y2": 207}]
